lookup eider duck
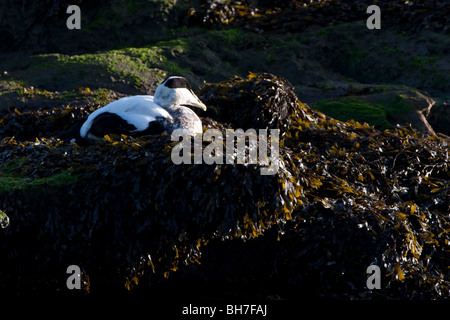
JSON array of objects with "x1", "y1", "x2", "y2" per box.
[{"x1": 79, "y1": 76, "x2": 207, "y2": 141}]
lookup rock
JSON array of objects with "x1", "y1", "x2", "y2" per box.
[
  {"x1": 0, "y1": 0, "x2": 180, "y2": 54},
  {"x1": 0, "y1": 0, "x2": 449, "y2": 299},
  {"x1": 312, "y1": 88, "x2": 439, "y2": 136},
  {"x1": 428, "y1": 101, "x2": 450, "y2": 138},
  {"x1": 188, "y1": 0, "x2": 450, "y2": 35},
  {"x1": 353, "y1": 89, "x2": 437, "y2": 136},
  {"x1": 0, "y1": 73, "x2": 449, "y2": 298}
]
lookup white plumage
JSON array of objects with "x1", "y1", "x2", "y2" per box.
[{"x1": 79, "y1": 76, "x2": 207, "y2": 140}]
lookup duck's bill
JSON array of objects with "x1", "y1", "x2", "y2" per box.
[
  {"x1": 188, "y1": 101, "x2": 207, "y2": 111},
  {"x1": 184, "y1": 91, "x2": 207, "y2": 111}
]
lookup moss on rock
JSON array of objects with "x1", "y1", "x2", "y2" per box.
[{"x1": 312, "y1": 98, "x2": 392, "y2": 130}]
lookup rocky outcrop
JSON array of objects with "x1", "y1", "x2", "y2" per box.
[
  {"x1": 1, "y1": 73, "x2": 449, "y2": 298},
  {"x1": 1, "y1": 1, "x2": 449, "y2": 55},
  {"x1": 351, "y1": 89, "x2": 437, "y2": 136},
  {"x1": 428, "y1": 101, "x2": 450, "y2": 139},
  {"x1": 0, "y1": 0, "x2": 449, "y2": 299}
]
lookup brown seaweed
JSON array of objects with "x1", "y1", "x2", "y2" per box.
[{"x1": 0, "y1": 73, "x2": 448, "y2": 298}]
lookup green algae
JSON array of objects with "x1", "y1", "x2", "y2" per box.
[
  {"x1": 0, "y1": 171, "x2": 78, "y2": 193},
  {"x1": 312, "y1": 98, "x2": 392, "y2": 130}
]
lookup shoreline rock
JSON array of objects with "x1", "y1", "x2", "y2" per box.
[{"x1": 1, "y1": 73, "x2": 449, "y2": 298}]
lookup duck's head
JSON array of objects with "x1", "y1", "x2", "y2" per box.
[{"x1": 154, "y1": 76, "x2": 207, "y2": 111}]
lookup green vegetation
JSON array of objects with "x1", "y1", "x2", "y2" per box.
[
  {"x1": 382, "y1": 94, "x2": 414, "y2": 119},
  {"x1": 1, "y1": 0, "x2": 449, "y2": 298},
  {"x1": 215, "y1": 28, "x2": 243, "y2": 46},
  {"x1": 1, "y1": 72, "x2": 448, "y2": 298},
  {"x1": 0, "y1": 171, "x2": 78, "y2": 193},
  {"x1": 312, "y1": 98, "x2": 392, "y2": 130},
  {"x1": 2, "y1": 22, "x2": 449, "y2": 114},
  {"x1": 312, "y1": 93, "x2": 417, "y2": 131},
  {"x1": 0, "y1": 157, "x2": 78, "y2": 193},
  {"x1": 412, "y1": 55, "x2": 439, "y2": 71}
]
